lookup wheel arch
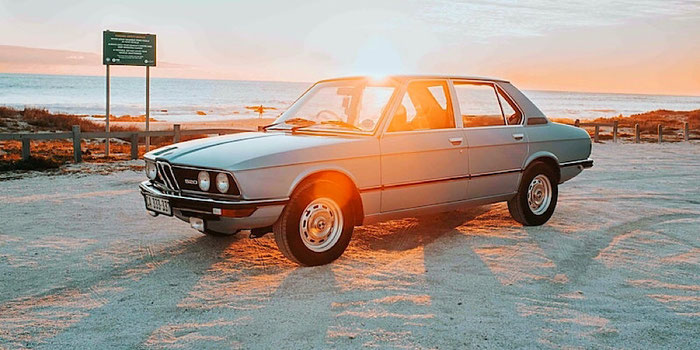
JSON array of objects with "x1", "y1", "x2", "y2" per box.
[
  {"x1": 288, "y1": 167, "x2": 365, "y2": 226},
  {"x1": 523, "y1": 152, "x2": 560, "y2": 183}
]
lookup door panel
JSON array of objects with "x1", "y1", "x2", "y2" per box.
[
  {"x1": 379, "y1": 79, "x2": 469, "y2": 212},
  {"x1": 380, "y1": 129, "x2": 468, "y2": 211},
  {"x1": 464, "y1": 125, "x2": 527, "y2": 198},
  {"x1": 451, "y1": 80, "x2": 528, "y2": 199}
]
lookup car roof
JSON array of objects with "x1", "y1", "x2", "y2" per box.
[{"x1": 318, "y1": 74, "x2": 510, "y2": 84}]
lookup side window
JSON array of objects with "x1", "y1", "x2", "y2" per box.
[
  {"x1": 497, "y1": 87, "x2": 522, "y2": 125},
  {"x1": 387, "y1": 80, "x2": 455, "y2": 132},
  {"x1": 453, "y1": 83, "x2": 505, "y2": 128}
]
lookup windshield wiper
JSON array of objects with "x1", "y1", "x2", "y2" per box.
[
  {"x1": 293, "y1": 119, "x2": 364, "y2": 133},
  {"x1": 318, "y1": 120, "x2": 364, "y2": 131},
  {"x1": 262, "y1": 117, "x2": 315, "y2": 131}
]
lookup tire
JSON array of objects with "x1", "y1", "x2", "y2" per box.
[
  {"x1": 273, "y1": 179, "x2": 354, "y2": 266},
  {"x1": 508, "y1": 162, "x2": 558, "y2": 226}
]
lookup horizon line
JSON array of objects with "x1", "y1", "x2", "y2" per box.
[{"x1": 1, "y1": 71, "x2": 700, "y2": 99}]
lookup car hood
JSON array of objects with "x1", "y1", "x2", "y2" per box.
[{"x1": 146, "y1": 131, "x2": 377, "y2": 170}]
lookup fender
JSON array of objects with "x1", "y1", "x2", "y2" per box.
[
  {"x1": 522, "y1": 151, "x2": 559, "y2": 170},
  {"x1": 287, "y1": 164, "x2": 362, "y2": 197}
]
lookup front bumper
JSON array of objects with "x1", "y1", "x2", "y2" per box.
[{"x1": 139, "y1": 181, "x2": 287, "y2": 230}]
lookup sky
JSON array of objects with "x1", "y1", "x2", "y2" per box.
[{"x1": 0, "y1": 0, "x2": 699, "y2": 95}]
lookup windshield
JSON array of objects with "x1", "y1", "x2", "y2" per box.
[{"x1": 271, "y1": 79, "x2": 397, "y2": 133}]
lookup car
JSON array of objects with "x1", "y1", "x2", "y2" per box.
[{"x1": 140, "y1": 75, "x2": 593, "y2": 266}]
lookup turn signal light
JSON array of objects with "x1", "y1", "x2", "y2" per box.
[{"x1": 214, "y1": 208, "x2": 257, "y2": 218}]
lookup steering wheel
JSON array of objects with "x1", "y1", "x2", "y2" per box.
[{"x1": 315, "y1": 109, "x2": 341, "y2": 121}]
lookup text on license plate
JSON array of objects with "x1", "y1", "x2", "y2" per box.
[{"x1": 145, "y1": 195, "x2": 172, "y2": 215}]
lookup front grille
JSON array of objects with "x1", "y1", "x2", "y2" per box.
[
  {"x1": 172, "y1": 166, "x2": 240, "y2": 196},
  {"x1": 156, "y1": 161, "x2": 180, "y2": 192}
]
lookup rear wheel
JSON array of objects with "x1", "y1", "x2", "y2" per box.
[
  {"x1": 508, "y1": 162, "x2": 558, "y2": 226},
  {"x1": 273, "y1": 179, "x2": 354, "y2": 266}
]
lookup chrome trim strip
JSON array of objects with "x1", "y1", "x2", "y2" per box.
[
  {"x1": 358, "y1": 168, "x2": 522, "y2": 192},
  {"x1": 560, "y1": 158, "x2": 594, "y2": 168},
  {"x1": 140, "y1": 181, "x2": 288, "y2": 207},
  {"x1": 471, "y1": 168, "x2": 522, "y2": 178}
]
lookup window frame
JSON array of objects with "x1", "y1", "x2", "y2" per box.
[
  {"x1": 449, "y1": 79, "x2": 525, "y2": 129},
  {"x1": 382, "y1": 79, "x2": 461, "y2": 135}
]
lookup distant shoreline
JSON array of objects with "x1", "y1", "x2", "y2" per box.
[{"x1": 3, "y1": 72, "x2": 700, "y2": 98}]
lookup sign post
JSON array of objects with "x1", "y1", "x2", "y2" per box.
[
  {"x1": 103, "y1": 30, "x2": 156, "y2": 157},
  {"x1": 105, "y1": 64, "x2": 110, "y2": 156}
]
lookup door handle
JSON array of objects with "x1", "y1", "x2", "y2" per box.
[
  {"x1": 512, "y1": 133, "x2": 524, "y2": 140},
  {"x1": 449, "y1": 137, "x2": 463, "y2": 146}
]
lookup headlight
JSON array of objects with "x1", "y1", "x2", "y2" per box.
[
  {"x1": 198, "y1": 171, "x2": 210, "y2": 191},
  {"x1": 146, "y1": 161, "x2": 157, "y2": 180},
  {"x1": 216, "y1": 173, "x2": 230, "y2": 193}
]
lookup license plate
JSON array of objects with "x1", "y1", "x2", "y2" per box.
[{"x1": 145, "y1": 195, "x2": 172, "y2": 216}]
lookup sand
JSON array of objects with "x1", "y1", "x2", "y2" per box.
[{"x1": 0, "y1": 142, "x2": 698, "y2": 349}]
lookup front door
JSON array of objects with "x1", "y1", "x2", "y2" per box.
[
  {"x1": 379, "y1": 80, "x2": 469, "y2": 212},
  {"x1": 451, "y1": 80, "x2": 528, "y2": 199}
]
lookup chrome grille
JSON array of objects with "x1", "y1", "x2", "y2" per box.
[{"x1": 156, "y1": 161, "x2": 180, "y2": 192}]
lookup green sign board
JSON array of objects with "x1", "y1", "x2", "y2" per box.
[{"x1": 103, "y1": 30, "x2": 156, "y2": 66}]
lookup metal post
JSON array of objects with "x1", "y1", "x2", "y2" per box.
[
  {"x1": 21, "y1": 138, "x2": 30, "y2": 160},
  {"x1": 684, "y1": 122, "x2": 689, "y2": 141},
  {"x1": 594, "y1": 125, "x2": 600, "y2": 143},
  {"x1": 105, "y1": 64, "x2": 110, "y2": 157},
  {"x1": 145, "y1": 66, "x2": 151, "y2": 152},
  {"x1": 72, "y1": 125, "x2": 82, "y2": 163},
  {"x1": 634, "y1": 124, "x2": 640, "y2": 143},
  {"x1": 130, "y1": 133, "x2": 139, "y2": 160},
  {"x1": 613, "y1": 121, "x2": 618, "y2": 143},
  {"x1": 174, "y1": 124, "x2": 181, "y2": 143},
  {"x1": 658, "y1": 124, "x2": 663, "y2": 143}
]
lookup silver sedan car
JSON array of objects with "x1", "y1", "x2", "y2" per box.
[{"x1": 141, "y1": 75, "x2": 593, "y2": 266}]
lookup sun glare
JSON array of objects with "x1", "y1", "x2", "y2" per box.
[{"x1": 351, "y1": 37, "x2": 405, "y2": 79}]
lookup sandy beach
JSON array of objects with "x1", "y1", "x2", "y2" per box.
[{"x1": 1, "y1": 142, "x2": 698, "y2": 349}]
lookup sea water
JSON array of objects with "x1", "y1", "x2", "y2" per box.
[{"x1": 1, "y1": 73, "x2": 699, "y2": 122}]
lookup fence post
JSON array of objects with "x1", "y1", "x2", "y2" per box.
[
  {"x1": 174, "y1": 124, "x2": 181, "y2": 143},
  {"x1": 574, "y1": 119, "x2": 580, "y2": 128},
  {"x1": 131, "y1": 133, "x2": 139, "y2": 160},
  {"x1": 634, "y1": 124, "x2": 640, "y2": 143},
  {"x1": 594, "y1": 125, "x2": 600, "y2": 143},
  {"x1": 72, "y1": 125, "x2": 82, "y2": 163},
  {"x1": 684, "y1": 122, "x2": 689, "y2": 141},
  {"x1": 612, "y1": 121, "x2": 618, "y2": 143},
  {"x1": 658, "y1": 124, "x2": 663, "y2": 143},
  {"x1": 21, "y1": 138, "x2": 30, "y2": 160}
]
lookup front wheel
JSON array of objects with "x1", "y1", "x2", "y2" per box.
[
  {"x1": 508, "y1": 162, "x2": 558, "y2": 226},
  {"x1": 273, "y1": 179, "x2": 354, "y2": 266}
]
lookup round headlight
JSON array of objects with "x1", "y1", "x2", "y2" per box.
[
  {"x1": 146, "y1": 162, "x2": 157, "y2": 180},
  {"x1": 197, "y1": 171, "x2": 210, "y2": 191},
  {"x1": 216, "y1": 173, "x2": 230, "y2": 193}
]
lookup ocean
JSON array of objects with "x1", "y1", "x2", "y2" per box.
[{"x1": 1, "y1": 73, "x2": 699, "y2": 122}]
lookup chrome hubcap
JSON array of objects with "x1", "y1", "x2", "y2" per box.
[
  {"x1": 300, "y1": 198, "x2": 343, "y2": 252},
  {"x1": 527, "y1": 174, "x2": 552, "y2": 215}
]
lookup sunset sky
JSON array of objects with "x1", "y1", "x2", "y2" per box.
[{"x1": 0, "y1": 0, "x2": 699, "y2": 95}]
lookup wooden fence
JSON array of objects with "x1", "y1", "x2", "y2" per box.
[
  {"x1": 574, "y1": 120, "x2": 691, "y2": 143},
  {"x1": 0, "y1": 124, "x2": 249, "y2": 163}
]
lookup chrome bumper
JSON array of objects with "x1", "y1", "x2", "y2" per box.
[
  {"x1": 139, "y1": 180, "x2": 288, "y2": 217},
  {"x1": 560, "y1": 158, "x2": 593, "y2": 169}
]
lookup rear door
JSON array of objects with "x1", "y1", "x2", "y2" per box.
[
  {"x1": 379, "y1": 79, "x2": 469, "y2": 212},
  {"x1": 451, "y1": 80, "x2": 528, "y2": 199}
]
